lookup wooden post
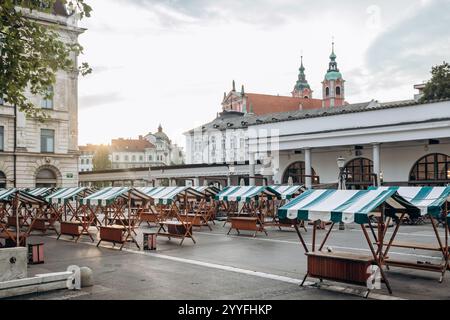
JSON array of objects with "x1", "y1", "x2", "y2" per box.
[{"x1": 312, "y1": 221, "x2": 317, "y2": 252}]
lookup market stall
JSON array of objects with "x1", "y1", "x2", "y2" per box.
[
  {"x1": 370, "y1": 186, "x2": 450, "y2": 282},
  {"x1": 215, "y1": 186, "x2": 281, "y2": 237},
  {"x1": 278, "y1": 188, "x2": 415, "y2": 296},
  {"x1": 266, "y1": 185, "x2": 305, "y2": 230},
  {"x1": 78, "y1": 187, "x2": 151, "y2": 249}
]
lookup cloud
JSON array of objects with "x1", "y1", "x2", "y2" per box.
[
  {"x1": 79, "y1": 92, "x2": 124, "y2": 109},
  {"x1": 356, "y1": 0, "x2": 450, "y2": 94}
]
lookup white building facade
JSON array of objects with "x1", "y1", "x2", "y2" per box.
[{"x1": 0, "y1": 7, "x2": 83, "y2": 188}]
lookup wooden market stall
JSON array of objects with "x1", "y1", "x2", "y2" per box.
[
  {"x1": 265, "y1": 185, "x2": 305, "y2": 230},
  {"x1": 215, "y1": 186, "x2": 281, "y2": 237},
  {"x1": 77, "y1": 187, "x2": 151, "y2": 249},
  {"x1": 150, "y1": 187, "x2": 206, "y2": 245},
  {"x1": 18, "y1": 188, "x2": 54, "y2": 233},
  {"x1": 191, "y1": 186, "x2": 220, "y2": 224},
  {"x1": 135, "y1": 187, "x2": 165, "y2": 227},
  {"x1": 278, "y1": 188, "x2": 416, "y2": 297},
  {"x1": 370, "y1": 186, "x2": 450, "y2": 282},
  {"x1": 0, "y1": 189, "x2": 47, "y2": 247},
  {"x1": 45, "y1": 187, "x2": 92, "y2": 235}
]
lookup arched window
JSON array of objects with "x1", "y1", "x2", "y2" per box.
[
  {"x1": 325, "y1": 87, "x2": 330, "y2": 97},
  {"x1": 336, "y1": 86, "x2": 341, "y2": 95},
  {"x1": 282, "y1": 161, "x2": 317, "y2": 185},
  {"x1": 409, "y1": 153, "x2": 450, "y2": 185},
  {"x1": 344, "y1": 158, "x2": 374, "y2": 189},
  {"x1": 304, "y1": 96, "x2": 309, "y2": 99},
  {"x1": 0, "y1": 171, "x2": 6, "y2": 188},
  {"x1": 36, "y1": 168, "x2": 57, "y2": 187}
]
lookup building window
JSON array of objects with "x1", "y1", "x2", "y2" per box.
[
  {"x1": 124, "y1": 155, "x2": 129, "y2": 161},
  {"x1": 115, "y1": 155, "x2": 119, "y2": 161},
  {"x1": 35, "y1": 168, "x2": 57, "y2": 187},
  {"x1": 81, "y1": 159, "x2": 85, "y2": 165},
  {"x1": 336, "y1": 86, "x2": 341, "y2": 95},
  {"x1": 409, "y1": 153, "x2": 450, "y2": 185},
  {"x1": 325, "y1": 87, "x2": 330, "y2": 97},
  {"x1": 139, "y1": 155, "x2": 143, "y2": 162},
  {"x1": 0, "y1": 126, "x2": 3, "y2": 151},
  {"x1": 0, "y1": 171, "x2": 6, "y2": 188},
  {"x1": 148, "y1": 155, "x2": 153, "y2": 161},
  {"x1": 40, "y1": 129, "x2": 55, "y2": 153},
  {"x1": 344, "y1": 158, "x2": 374, "y2": 188},
  {"x1": 132, "y1": 155, "x2": 136, "y2": 162},
  {"x1": 282, "y1": 161, "x2": 318, "y2": 185},
  {"x1": 86, "y1": 158, "x2": 90, "y2": 164},
  {"x1": 41, "y1": 85, "x2": 54, "y2": 109}
]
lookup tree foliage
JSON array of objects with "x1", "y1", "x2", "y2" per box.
[
  {"x1": 420, "y1": 61, "x2": 450, "y2": 102},
  {"x1": 0, "y1": 0, "x2": 91, "y2": 119},
  {"x1": 92, "y1": 145, "x2": 111, "y2": 171}
]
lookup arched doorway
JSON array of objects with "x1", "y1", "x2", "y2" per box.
[
  {"x1": 282, "y1": 161, "x2": 318, "y2": 185},
  {"x1": 409, "y1": 153, "x2": 450, "y2": 186},
  {"x1": 344, "y1": 158, "x2": 374, "y2": 189},
  {"x1": 35, "y1": 168, "x2": 58, "y2": 187},
  {"x1": 0, "y1": 171, "x2": 6, "y2": 189}
]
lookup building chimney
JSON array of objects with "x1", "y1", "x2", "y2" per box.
[{"x1": 414, "y1": 83, "x2": 426, "y2": 101}]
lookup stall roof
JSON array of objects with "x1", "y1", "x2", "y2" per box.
[
  {"x1": 80, "y1": 187, "x2": 151, "y2": 206},
  {"x1": 140, "y1": 187, "x2": 205, "y2": 205},
  {"x1": 371, "y1": 186, "x2": 450, "y2": 216},
  {"x1": 215, "y1": 186, "x2": 280, "y2": 203},
  {"x1": 25, "y1": 188, "x2": 54, "y2": 197},
  {"x1": 0, "y1": 188, "x2": 46, "y2": 204},
  {"x1": 46, "y1": 187, "x2": 90, "y2": 204},
  {"x1": 269, "y1": 185, "x2": 304, "y2": 200},
  {"x1": 191, "y1": 186, "x2": 221, "y2": 197},
  {"x1": 278, "y1": 189, "x2": 413, "y2": 224}
]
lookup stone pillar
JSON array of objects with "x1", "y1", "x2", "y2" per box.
[
  {"x1": 304, "y1": 148, "x2": 312, "y2": 189},
  {"x1": 249, "y1": 152, "x2": 255, "y2": 186},
  {"x1": 193, "y1": 177, "x2": 200, "y2": 186},
  {"x1": 372, "y1": 143, "x2": 381, "y2": 186}
]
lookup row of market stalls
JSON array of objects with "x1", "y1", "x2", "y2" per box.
[{"x1": 1, "y1": 184, "x2": 449, "y2": 295}]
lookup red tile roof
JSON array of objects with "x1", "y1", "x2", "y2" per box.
[
  {"x1": 111, "y1": 139, "x2": 155, "y2": 152},
  {"x1": 245, "y1": 93, "x2": 322, "y2": 115}
]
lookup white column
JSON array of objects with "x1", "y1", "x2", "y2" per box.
[
  {"x1": 249, "y1": 152, "x2": 256, "y2": 186},
  {"x1": 193, "y1": 177, "x2": 200, "y2": 186},
  {"x1": 372, "y1": 143, "x2": 381, "y2": 186},
  {"x1": 304, "y1": 148, "x2": 312, "y2": 189}
]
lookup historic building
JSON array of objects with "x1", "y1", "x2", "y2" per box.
[
  {"x1": 0, "y1": 3, "x2": 83, "y2": 188},
  {"x1": 185, "y1": 43, "x2": 346, "y2": 165},
  {"x1": 78, "y1": 125, "x2": 185, "y2": 171}
]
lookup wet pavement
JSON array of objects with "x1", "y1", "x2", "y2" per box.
[{"x1": 15, "y1": 221, "x2": 450, "y2": 300}]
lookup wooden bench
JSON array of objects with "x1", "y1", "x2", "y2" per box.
[
  {"x1": 179, "y1": 213, "x2": 212, "y2": 230},
  {"x1": 57, "y1": 221, "x2": 88, "y2": 242},
  {"x1": 304, "y1": 251, "x2": 375, "y2": 286},
  {"x1": 379, "y1": 241, "x2": 447, "y2": 252},
  {"x1": 157, "y1": 221, "x2": 195, "y2": 245},
  {"x1": 30, "y1": 218, "x2": 50, "y2": 232},
  {"x1": 139, "y1": 212, "x2": 160, "y2": 226},
  {"x1": 227, "y1": 217, "x2": 267, "y2": 237}
]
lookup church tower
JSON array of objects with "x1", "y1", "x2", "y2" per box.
[
  {"x1": 292, "y1": 56, "x2": 313, "y2": 98},
  {"x1": 322, "y1": 42, "x2": 345, "y2": 108}
]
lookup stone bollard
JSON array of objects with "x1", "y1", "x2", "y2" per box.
[{"x1": 80, "y1": 267, "x2": 94, "y2": 288}]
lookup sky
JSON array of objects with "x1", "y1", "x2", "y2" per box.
[{"x1": 77, "y1": 0, "x2": 450, "y2": 148}]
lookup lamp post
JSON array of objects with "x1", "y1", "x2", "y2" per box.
[{"x1": 337, "y1": 156, "x2": 347, "y2": 230}]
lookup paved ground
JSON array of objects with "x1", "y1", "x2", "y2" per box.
[{"x1": 15, "y1": 221, "x2": 450, "y2": 300}]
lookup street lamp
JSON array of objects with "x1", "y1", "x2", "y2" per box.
[{"x1": 337, "y1": 156, "x2": 347, "y2": 230}]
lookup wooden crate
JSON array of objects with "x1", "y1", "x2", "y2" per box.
[
  {"x1": 60, "y1": 221, "x2": 82, "y2": 236},
  {"x1": 99, "y1": 226, "x2": 125, "y2": 244},
  {"x1": 306, "y1": 251, "x2": 374, "y2": 286},
  {"x1": 230, "y1": 217, "x2": 261, "y2": 232}
]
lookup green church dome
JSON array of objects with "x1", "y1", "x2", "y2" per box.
[{"x1": 325, "y1": 71, "x2": 342, "y2": 81}]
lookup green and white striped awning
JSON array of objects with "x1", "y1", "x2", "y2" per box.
[
  {"x1": 278, "y1": 189, "x2": 412, "y2": 224},
  {"x1": 138, "y1": 187, "x2": 204, "y2": 205},
  {"x1": 370, "y1": 186, "x2": 450, "y2": 217},
  {"x1": 80, "y1": 187, "x2": 151, "y2": 206},
  {"x1": 269, "y1": 185, "x2": 304, "y2": 200},
  {"x1": 25, "y1": 188, "x2": 54, "y2": 197},
  {"x1": 0, "y1": 188, "x2": 46, "y2": 205},
  {"x1": 215, "y1": 186, "x2": 281, "y2": 203},
  {"x1": 46, "y1": 187, "x2": 89, "y2": 204},
  {"x1": 191, "y1": 186, "x2": 221, "y2": 197}
]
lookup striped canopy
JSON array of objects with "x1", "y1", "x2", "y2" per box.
[
  {"x1": 0, "y1": 188, "x2": 46, "y2": 205},
  {"x1": 191, "y1": 186, "x2": 221, "y2": 197},
  {"x1": 46, "y1": 187, "x2": 89, "y2": 204},
  {"x1": 371, "y1": 186, "x2": 450, "y2": 217},
  {"x1": 25, "y1": 188, "x2": 54, "y2": 197},
  {"x1": 215, "y1": 186, "x2": 280, "y2": 203},
  {"x1": 80, "y1": 187, "x2": 151, "y2": 206},
  {"x1": 138, "y1": 187, "x2": 204, "y2": 205},
  {"x1": 269, "y1": 185, "x2": 304, "y2": 200},
  {"x1": 278, "y1": 189, "x2": 412, "y2": 224}
]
